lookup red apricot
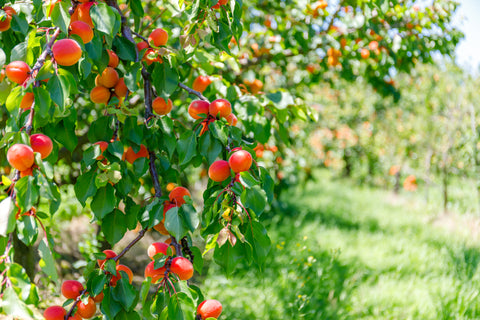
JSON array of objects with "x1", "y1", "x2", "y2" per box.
[
  {"x1": 7, "y1": 144, "x2": 35, "y2": 171},
  {"x1": 147, "y1": 242, "x2": 171, "y2": 259},
  {"x1": 144, "y1": 261, "x2": 166, "y2": 283},
  {"x1": 228, "y1": 150, "x2": 252, "y2": 173},
  {"x1": 188, "y1": 100, "x2": 210, "y2": 120},
  {"x1": 94, "y1": 141, "x2": 108, "y2": 160},
  {"x1": 148, "y1": 28, "x2": 168, "y2": 47},
  {"x1": 110, "y1": 264, "x2": 133, "y2": 286},
  {"x1": 30, "y1": 133, "x2": 53, "y2": 159},
  {"x1": 20, "y1": 167, "x2": 33, "y2": 177},
  {"x1": 61, "y1": 280, "x2": 84, "y2": 300},
  {"x1": 43, "y1": 306, "x2": 66, "y2": 320},
  {"x1": 209, "y1": 99, "x2": 232, "y2": 118},
  {"x1": 52, "y1": 39, "x2": 82, "y2": 66},
  {"x1": 5, "y1": 61, "x2": 30, "y2": 84},
  {"x1": 107, "y1": 50, "x2": 119, "y2": 68},
  {"x1": 208, "y1": 160, "x2": 231, "y2": 182},
  {"x1": 98, "y1": 67, "x2": 119, "y2": 88},
  {"x1": 124, "y1": 144, "x2": 149, "y2": 164},
  {"x1": 0, "y1": 6, "x2": 16, "y2": 32},
  {"x1": 197, "y1": 299, "x2": 223, "y2": 319},
  {"x1": 20, "y1": 92, "x2": 34, "y2": 110},
  {"x1": 76, "y1": 297, "x2": 96, "y2": 318},
  {"x1": 136, "y1": 41, "x2": 149, "y2": 52},
  {"x1": 225, "y1": 113, "x2": 237, "y2": 126},
  {"x1": 92, "y1": 292, "x2": 104, "y2": 303},
  {"x1": 192, "y1": 76, "x2": 211, "y2": 93},
  {"x1": 170, "y1": 256, "x2": 194, "y2": 280},
  {"x1": 97, "y1": 249, "x2": 117, "y2": 269},
  {"x1": 69, "y1": 20, "x2": 93, "y2": 44},
  {"x1": 169, "y1": 186, "x2": 191, "y2": 206}
]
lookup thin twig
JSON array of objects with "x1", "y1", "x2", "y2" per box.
[
  {"x1": 64, "y1": 289, "x2": 87, "y2": 319},
  {"x1": 113, "y1": 228, "x2": 148, "y2": 262},
  {"x1": 178, "y1": 83, "x2": 209, "y2": 102}
]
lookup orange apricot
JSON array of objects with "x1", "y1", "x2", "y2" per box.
[
  {"x1": 148, "y1": 28, "x2": 168, "y2": 47},
  {"x1": 94, "y1": 141, "x2": 108, "y2": 160},
  {"x1": 124, "y1": 144, "x2": 149, "y2": 164},
  {"x1": 152, "y1": 97, "x2": 173, "y2": 115},
  {"x1": 212, "y1": 0, "x2": 227, "y2": 9},
  {"x1": 114, "y1": 78, "x2": 128, "y2": 97},
  {"x1": 209, "y1": 99, "x2": 232, "y2": 118},
  {"x1": 98, "y1": 67, "x2": 119, "y2": 88},
  {"x1": 20, "y1": 167, "x2": 33, "y2": 177},
  {"x1": 30, "y1": 133, "x2": 53, "y2": 159},
  {"x1": 144, "y1": 261, "x2": 166, "y2": 283},
  {"x1": 228, "y1": 150, "x2": 252, "y2": 173},
  {"x1": 188, "y1": 100, "x2": 210, "y2": 120},
  {"x1": 20, "y1": 92, "x2": 34, "y2": 110},
  {"x1": 7, "y1": 144, "x2": 34, "y2": 171},
  {"x1": 208, "y1": 160, "x2": 231, "y2": 182},
  {"x1": 147, "y1": 242, "x2": 174, "y2": 259},
  {"x1": 0, "y1": 6, "x2": 16, "y2": 32},
  {"x1": 197, "y1": 300, "x2": 223, "y2": 319},
  {"x1": 68, "y1": 313, "x2": 83, "y2": 320},
  {"x1": 110, "y1": 264, "x2": 133, "y2": 286},
  {"x1": 43, "y1": 306, "x2": 66, "y2": 320},
  {"x1": 107, "y1": 50, "x2": 119, "y2": 68},
  {"x1": 360, "y1": 48, "x2": 370, "y2": 59},
  {"x1": 92, "y1": 292, "x2": 104, "y2": 303},
  {"x1": 69, "y1": 20, "x2": 93, "y2": 44},
  {"x1": 143, "y1": 48, "x2": 163, "y2": 65},
  {"x1": 90, "y1": 86, "x2": 111, "y2": 104},
  {"x1": 5, "y1": 61, "x2": 31, "y2": 84},
  {"x1": 136, "y1": 41, "x2": 149, "y2": 52},
  {"x1": 72, "y1": 2, "x2": 94, "y2": 28},
  {"x1": 52, "y1": 39, "x2": 82, "y2": 66},
  {"x1": 61, "y1": 280, "x2": 84, "y2": 300},
  {"x1": 170, "y1": 256, "x2": 194, "y2": 280},
  {"x1": 225, "y1": 113, "x2": 237, "y2": 126},
  {"x1": 153, "y1": 221, "x2": 170, "y2": 235},
  {"x1": 192, "y1": 76, "x2": 211, "y2": 93},
  {"x1": 168, "y1": 186, "x2": 191, "y2": 206},
  {"x1": 76, "y1": 297, "x2": 96, "y2": 318},
  {"x1": 97, "y1": 249, "x2": 117, "y2": 269}
]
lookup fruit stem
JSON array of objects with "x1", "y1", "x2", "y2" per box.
[{"x1": 64, "y1": 289, "x2": 87, "y2": 320}]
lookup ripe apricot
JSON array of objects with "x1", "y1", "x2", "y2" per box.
[
  {"x1": 43, "y1": 306, "x2": 66, "y2": 320},
  {"x1": 192, "y1": 76, "x2": 211, "y2": 93},
  {"x1": 0, "y1": 6, "x2": 16, "y2": 32},
  {"x1": 360, "y1": 48, "x2": 370, "y2": 59},
  {"x1": 61, "y1": 280, "x2": 84, "y2": 300},
  {"x1": 69, "y1": 20, "x2": 93, "y2": 44},
  {"x1": 110, "y1": 264, "x2": 133, "y2": 286},
  {"x1": 97, "y1": 249, "x2": 117, "y2": 268},
  {"x1": 197, "y1": 300, "x2": 223, "y2": 319},
  {"x1": 143, "y1": 48, "x2": 163, "y2": 65},
  {"x1": 144, "y1": 261, "x2": 166, "y2": 283},
  {"x1": 188, "y1": 100, "x2": 209, "y2": 119},
  {"x1": 68, "y1": 313, "x2": 83, "y2": 320},
  {"x1": 72, "y1": 2, "x2": 94, "y2": 28},
  {"x1": 94, "y1": 141, "x2": 108, "y2": 160},
  {"x1": 228, "y1": 150, "x2": 252, "y2": 173},
  {"x1": 76, "y1": 297, "x2": 96, "y2": 318},
  {"x1": 107, "y1": 50, "x2": 119, "y2": 68},
  {"x1": 98, "y1": 67, "x2": 119, "y2": 88},
  {"x1": 124, "y1": 144, "x2": 149, "y2": 164},
  {"x1": 166, "y1": 182, "x2": 176, "y2": 192},
  {"x1": 169, "y1": 186, "x2": 191, "y2": 206},
  {"x1": 148, "y1": 28, "x2": 168, "y2": 47},
  {"x1": 136, "y1": 41, "x2": 149, "y2": 52},
  {"x1": 212, "y1": 0, "x2": 227, "y2": 9},
  {"x1": 369, "y1": 40, "x2": 379, "y2": 51},
  {"x1": 147, "y1": 242, "x2": 173, "y2": 259},
  {"x1": 20, "y1": 167, "x2": 33, "y2": 177},
  {"x1": 30, "y1": 133, "x2": 53, "y2": 159},
  {"x1": 52, "y1": 39, "x2": 82, "y2": 66},
  {"x1": 5, "y1": 61, "x2": 31, "y2": 84},
  {"x1": 20, "y1": 92, "x2": 34, "y2": 110},
  {"x1": 152, "y1": 97, "x2": 173, "y2": 115},
  {"x1": 209, "y1": 99, "x2": 232, "y2": 118},
  {"x1": 90, "y1": 86, "x2": 111, "y2": 104},
  {"x1": 170, "y1": 256, "x2": 194, "y2": 280},
  {"x1": 153, "y1": 221, "x2": 170, "y2": 235},
  {"x1": 244, "y1": 79, "x2": 263, "y2": 94},
  {"x1": 225, "y1": 113, "x2": 237, "y2": 126},
  {"x1": 92, "y1": 292, "x2": 104, "y2": 303},
  {"x1": 208, "y1": 160, "x2": 231, "y2": 182},
  {"x1": 7, "y1": 144, "x2": 35, "y2": 171},
  {"x1": 114, "y1": 78, "x2": 128, "y2": 97}
]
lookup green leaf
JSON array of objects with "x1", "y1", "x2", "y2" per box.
[
  {"x1": 0, "y1": 196, "x2": 15, "y2": 237},
  {"x1": 87, "y1": 270, "x2": 108, "y2": 296},
  {"x1": 91, "y1": 2, "x2": 121, "y2": 35},
  {"x1": 168, "y1": 293, "x2": 195, "y2": 320},
  {"x1": 191, "y1": 246, "x2": 203, "y2": 274},
  {"x1": 113, "y1": 36, "x2": 137, "y2": 61},
  {"x1": 240, "y1": 185, "x2": 267, "y2": 215},
  {"x1": 50, "y1": 1, "x2": 71, "y2": 34},
  {"x1": 209, "y1": 121, "x2": 228, "y2": 145},
  {"x1": 112, "y1": 275, "x2": 137, "y2": 311},
  {"x1": 46, "y1": 73, "x2": 70, "y2": 109},
  {"x1": 152, "y1": 61, "x2": 179, "y2": 97},
  {"x1": 91, "y1": 184, "x2": 116, "y2": 219},
  {"x1": 124, "y1": 116, "x2": 143, "y2": 145},
  {"x1": 17, "y1": 215, "x2": 38, "y2": 246},
  {"x1": 165, "y1": 207, "x2": 187, "y2": 239},
  {"x1": 266, "y1": 91, "x2": 295, "y2": 109},
  {"x1": 213, "y1": 241, "x2": 244, "y2": 275},
  {"x1": 177, "y1": 131, "x2": 197, "y2": 166},
  {"x1": 199, "y1": 131, "x2": 222, "y2": 165},
  {"x1": 0, "y1": 287, "x2": 34, "y2": 319},
  {"x1": 101, "y1": 287, "x2": 122, "y2": 319},
  {"x1": 102, "y1": 209, "x2": 127, "y2": 245},
  {"x1": 239, "y1": 171, "x2": 259, "y2": 189},
  {"x1": 180, "y1": 204, "x2": 199, "y2": 233},
  {"x1": 38, "y1": 238, "x2": 58, "y2": 282},
  {"x1": 244, "y1": 221, "x2": 271, "y2": 268},
  {"x1": 15, "y1": 177, "x2": 39, "y2": 213},
  {"x1": 75, "y1": 169, "x2": 98, "y2": 206},
  {"x1": 5, "y1": 86, "x2": 22, "y2": 112}
]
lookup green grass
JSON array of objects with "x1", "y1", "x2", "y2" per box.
[{"x1": 200, "y1": 170, "x2": 480, "y2": 320}]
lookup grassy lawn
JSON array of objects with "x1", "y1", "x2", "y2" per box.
[{"x1": 200, "y1": 170, "x2": 480, "y2": 320}]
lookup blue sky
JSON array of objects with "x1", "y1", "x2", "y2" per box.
[{"x1": 454, "y1": 0, "x2": 480, "y2": 71}]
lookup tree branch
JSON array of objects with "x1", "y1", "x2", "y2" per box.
[
  {"x1": 178, "y1": 83, "x2": 209, "y2": 102},
  {"x1": 31, "y1": 27, "x2": 61, "y2": 75},
  {"x1": 113, "y1": 228, "x2": 148, "y2": 262},
  {"x1": 64, "y1": 289, "x2": 87, "y2": 320}
]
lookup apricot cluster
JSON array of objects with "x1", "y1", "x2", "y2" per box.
[
  {"x1": 6, "y1": 134, "x2": 53, "y2": 176},
  {"x1": 43, "y1": 279, "x2": 103, "y2": 320},
  {"x1": 136, "y1": 27, "x2": 168, "y2": 65},
  {"x1": 153, "y1": 186, "x2": 191, "y2": 235},
  {"x1": 188, "y1": 99, "x2": 237, "y2": 135},
  {"x1": 144, "y1": 241, "x2": 194, "y2": 283},
  {"x1": 208, "y1": 149, "x2": 253, "y2": 182},
  {"x1": 90, "y1": 50, "x2": 128, "y2": 105}
]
